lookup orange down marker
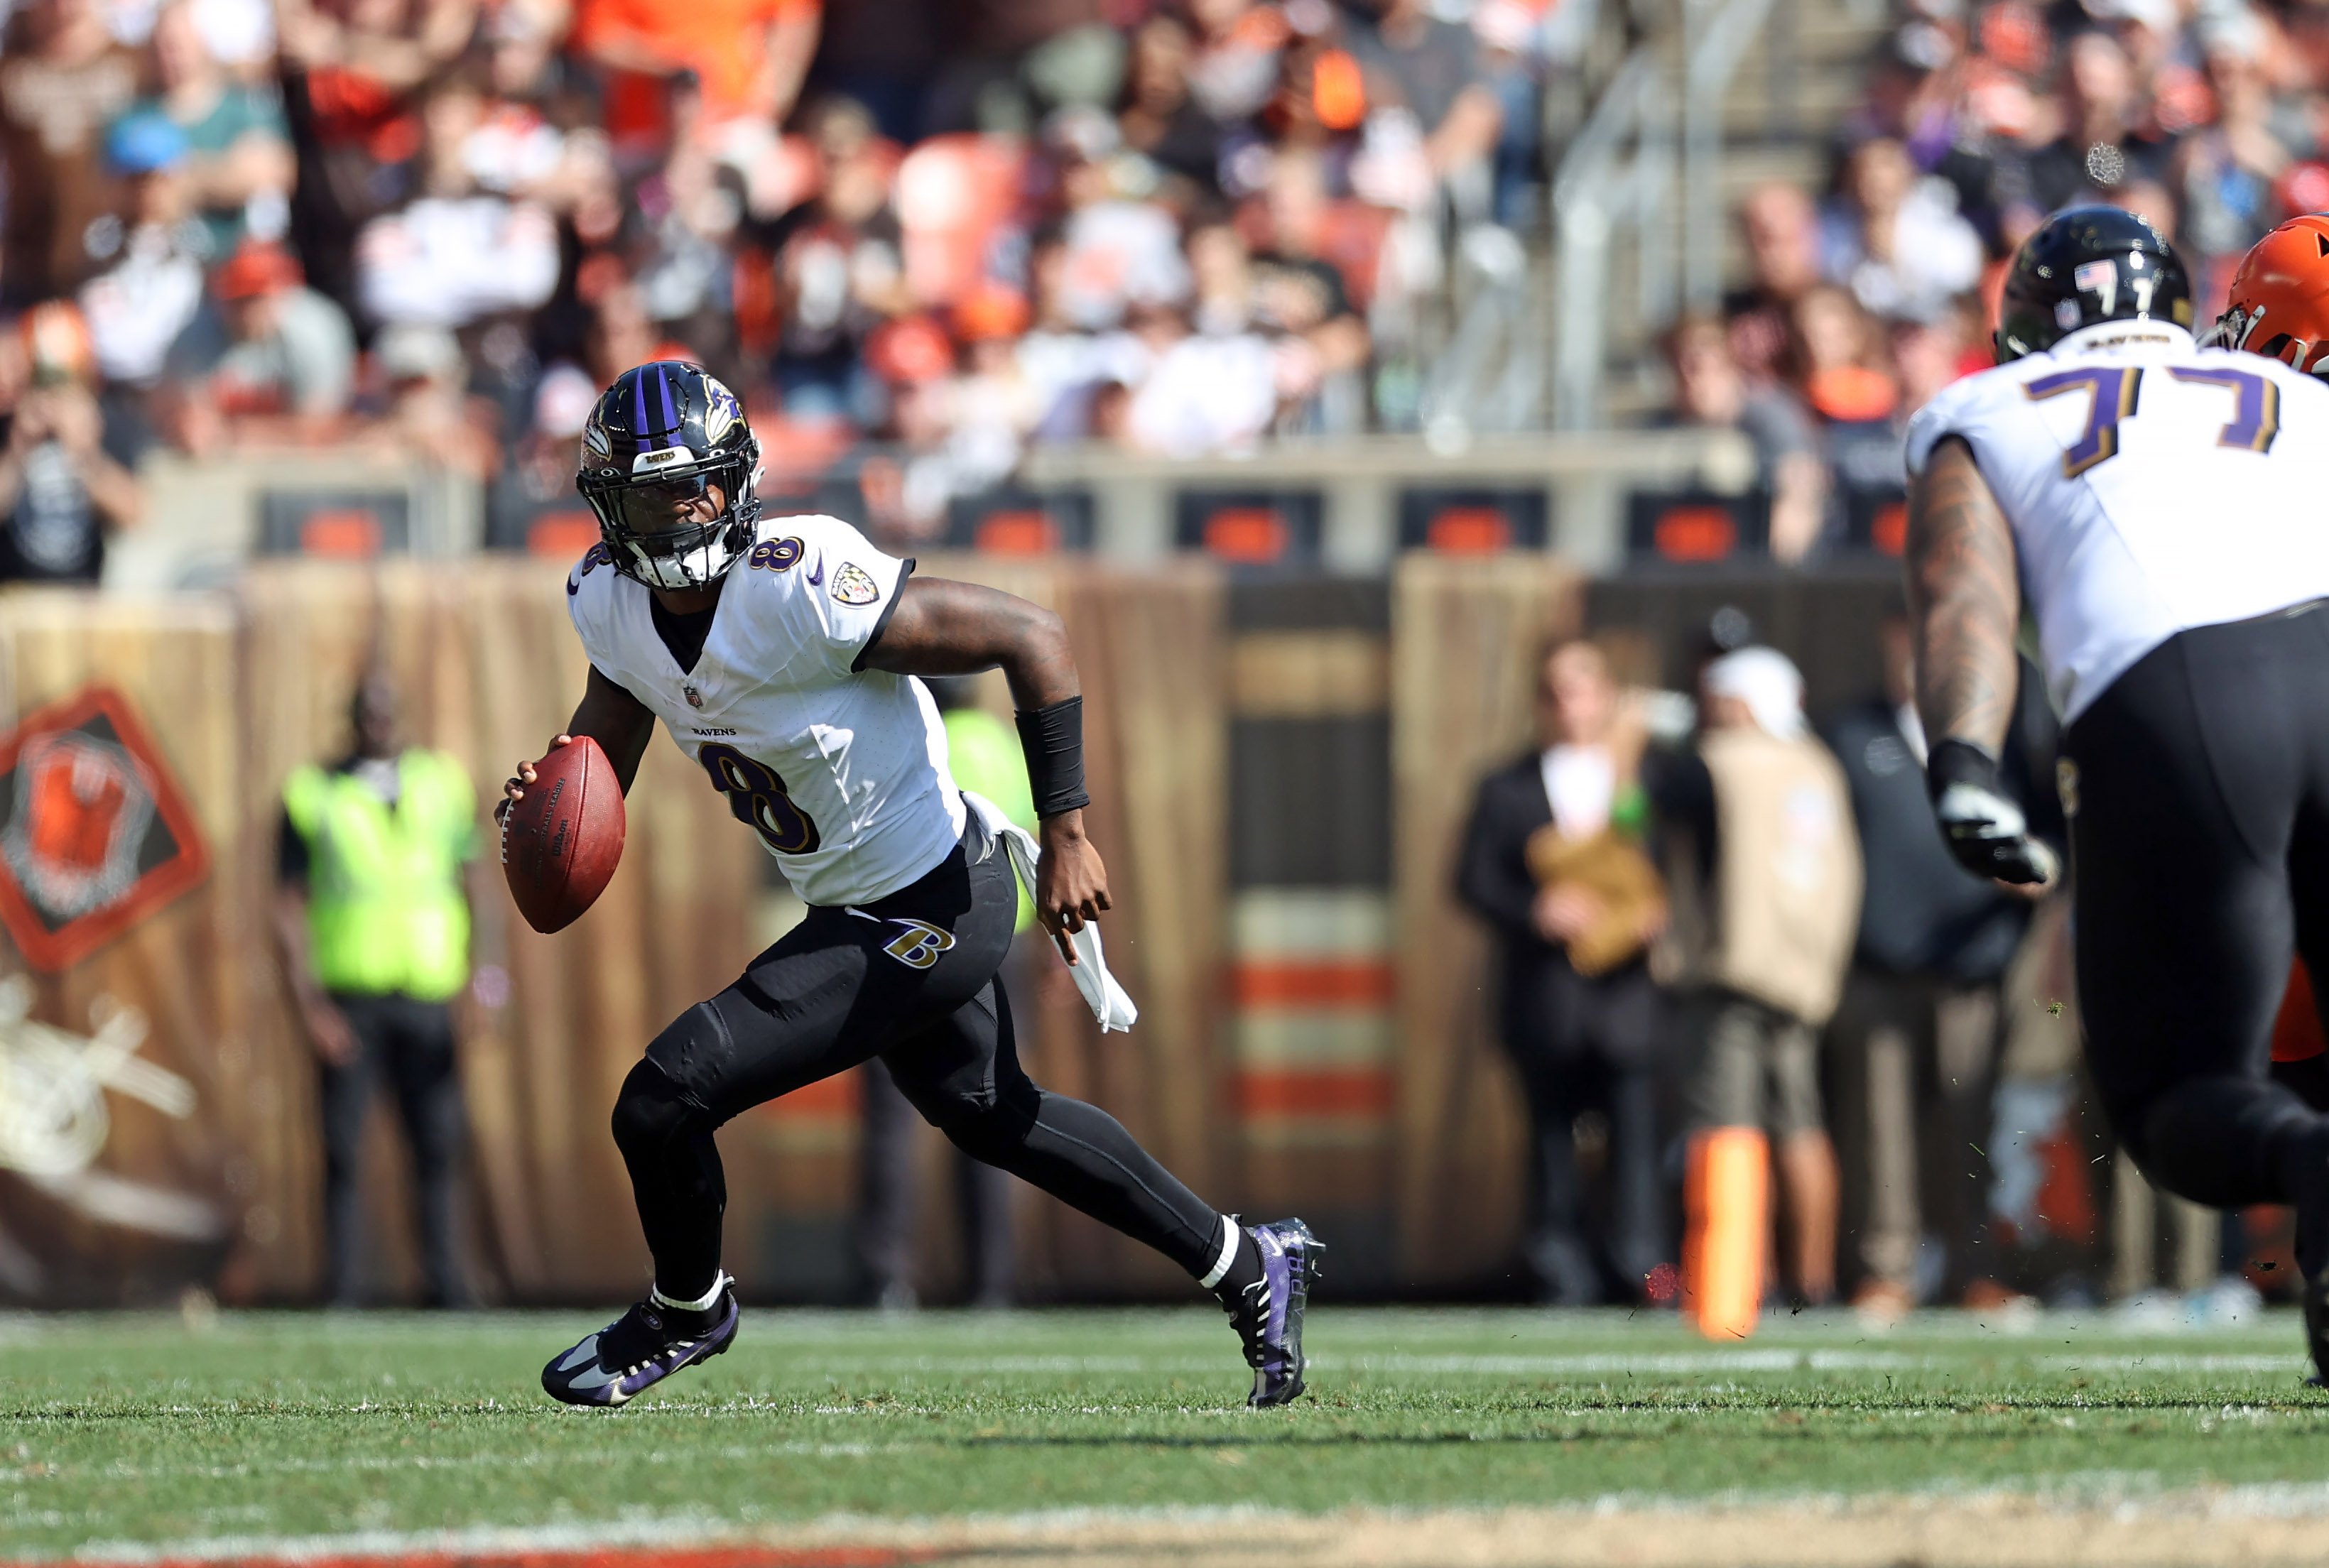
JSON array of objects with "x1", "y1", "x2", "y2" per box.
[{"x1": 1683, "y1": 1126, "x2": 1769, "y2": 1339}]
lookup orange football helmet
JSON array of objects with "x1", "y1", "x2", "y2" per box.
[{"x1": 2206, "y1": 214, "x2": 2329, "y2": 373}]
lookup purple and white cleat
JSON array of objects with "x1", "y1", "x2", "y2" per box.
[
  {"x1": 541, "y1": 1275, "x2": 739, "y2": 1408},
  {"x1": 1227, "y1": 1218, "x2": 1323, "y2": 1408}
]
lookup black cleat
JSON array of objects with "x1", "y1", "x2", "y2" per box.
[
  {"x1": 542, "y1": 1276, "x2": 739, "y2": 1408},
  {"x1": 1224, "y1": 1218, "x2": 1324, "y2": 1408}
]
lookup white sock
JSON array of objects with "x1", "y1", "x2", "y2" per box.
[
  {"x1": 651, "y1": 1271, "x2": 729, "y2": 1314},
  {"x1": 1198, "y1": 1215, "x2": 1241, "y2": 1290}
]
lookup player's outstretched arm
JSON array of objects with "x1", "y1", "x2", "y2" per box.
[
  {"x1": 500, "y1": 666, "x2": 657, "y2": 817},
  {"x1": 861, "y1": 577, "x2": 1109, "y2": 962},
  {"x1": 1906, "y1": 436, "x2": 2055, "y2": 887}
]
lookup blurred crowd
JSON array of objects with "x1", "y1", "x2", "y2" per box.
[
  {"x1": 0, "y1": 0, "x2": 1576, "y2": 572},
  {"x1": 1661, "y1": 0, "x2": 2329, "y2": 562}
]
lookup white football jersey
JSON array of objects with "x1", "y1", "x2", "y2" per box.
[
  {"x1": 1906, "y1": 320, "x2": 2329, "y2": 722},
  {"x1": 567, "y1": 513, "x2": 965, "y2": 908}
]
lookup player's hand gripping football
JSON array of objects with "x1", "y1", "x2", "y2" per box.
[
  {"x1": 498, "y1": 734, "x2": 574, "y2": 824},
  {"x1": 1037, "y1": 810, "x2": 1112, "y2": 966}
]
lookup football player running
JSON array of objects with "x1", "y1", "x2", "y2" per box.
[
  {"x1": 2200, "y1": 212, "x2": 2329, "y2": 1118},
  {"x1": 508, "y1": 361, "x2": 1320, "y2": 1408},
  {"x1": 1905, "y1": 206, "x2": 2329, "y2": 1381}
]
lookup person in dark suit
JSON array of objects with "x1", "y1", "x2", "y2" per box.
[
  {"x1": 1818, "y1": 611, "x2": 2058, "y2": 1316},
  {"x1": 1457, "y1": 641, "x2": 1668, "y2": 1303}
]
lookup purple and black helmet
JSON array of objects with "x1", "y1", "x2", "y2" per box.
[{"x1": 577, "y1": 360, "x2": 761, "y2": 589}]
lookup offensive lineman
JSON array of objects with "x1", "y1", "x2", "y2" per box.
[
  {"x1": 505, "y1": 361, "x2": 1321, "y2": 1408},
  {"x1": 1904, "y1": 206, "x2": 2329, "y2": 1378}
]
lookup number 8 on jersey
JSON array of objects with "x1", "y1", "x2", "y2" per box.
[{"x1": 698, "y1": 742, "x2": 820, "y2": 854}]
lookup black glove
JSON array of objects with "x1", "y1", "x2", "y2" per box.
[{"x1": 1926, "y1": 739, "x2": 2060, "y2": 887}]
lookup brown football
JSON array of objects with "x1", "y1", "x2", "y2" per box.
[{"x1": 501, "y1": 736, "x2": 624, "y2": 934}]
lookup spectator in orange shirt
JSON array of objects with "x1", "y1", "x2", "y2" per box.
[
  {"x1": 572, "y1": 0, "x2": 820, "y2": 160},
  {"x1": 1791, "y1": 285, "x2": 1899, "y2": 427}
]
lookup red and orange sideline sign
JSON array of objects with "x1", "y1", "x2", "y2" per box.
[{"x1": 0, "y1": 686, "x2": 209, "y2": 971}]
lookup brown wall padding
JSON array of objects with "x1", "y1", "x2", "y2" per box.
[
  {"x1": 1389, "y1": 554, "x2": 1585, "y2": 1285},
  {"x1": 0, "y1": 558, "x2": 1232, "y2": 1306}
]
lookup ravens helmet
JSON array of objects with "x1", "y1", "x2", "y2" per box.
[
  {"x1": 1995, "y1": 205, "x2": 2193, "y2": 363},
  {"x1": 577, "y1": 361, "x2": 761, "y2": 589}
]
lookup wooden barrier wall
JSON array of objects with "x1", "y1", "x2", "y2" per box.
[
  {"x1": 1389, "y1": 555, "x2": 1585, "y2": 1285},
  {"x1": 0, "y1": 552, "x2": 1594, "y2": 1305},
  {"x1": 0, "y1": 594, "x2": 248, "y2": 1303},
  {"x1": 0, "y1": 557, "x2": 1236, "y2": 1305}
]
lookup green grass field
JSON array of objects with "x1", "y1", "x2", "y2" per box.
[{"x1": 6, "y1": 1306, "x2": 2329, "y2": 1561}]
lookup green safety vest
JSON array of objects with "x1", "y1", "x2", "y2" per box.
[
  {"x1": 943, "y1": 708, "x2": 1036, "y2": 933},
  {"x1": 282, "y1": 749, "x2": 478, "y2": 1001}
]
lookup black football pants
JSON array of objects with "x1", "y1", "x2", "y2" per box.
[
  {"x1": 2067, "y1": 604, "x2": 2329, "y2": 1270},
  {"x1": 611, "y1": 812, "x2": 1224, "y2": 1300}
]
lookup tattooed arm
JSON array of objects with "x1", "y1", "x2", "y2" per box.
[
  {"x1": 1905, "y1": 435, "x2": 2057, "y2": 886},
  {"x1": 1905, "y1": 435, "x2": 2021, "y2": 754}
]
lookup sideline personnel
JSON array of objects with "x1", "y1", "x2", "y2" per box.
[
  {"x1": 1457, "y1": 641, "x2": 1668, "y2": 1304},
  {"x1": 276, "y1": 674, "x2": 480, "y2": 1307}
]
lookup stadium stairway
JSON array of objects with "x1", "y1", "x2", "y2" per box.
[{"x1": 1585, "y1": 0, "x2": 1898, "y2": 423}]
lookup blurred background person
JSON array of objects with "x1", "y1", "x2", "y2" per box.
[
  {"x1": 159, "y1": 240, "x2": 357, "y2": 452},
  {"x1": 272, "y1": 0, "x2": 481, "y2": 316},
  {"x1": 0, "y1": 0, "x2": 143, "y2": 311},
  {"x1": 1656, "y1": 317, "x2": 1828, "y2": 565},
  {"x1": 276, "y1": 675, "x2": 482, "y2": 1309},
  {"x1": 350, "y1": 72, "x2": 562, "y2": 331},
  {"x1": 0, "y1": 303, "x2": 144, "y2": 584},
  {"x1": 1725, "y1": 182, "x2": 1824, "y2": 384},
  {"x1": 1649, "y1": 646, "x2": 1861, "y2": 1311},
  {"x1": 362, "y1": 321, "x2": 503, "y2": 485},
  {"x1": 1457, "y1": 641, "x2": 1669, "y2": 1305},
  {"x1": 763, "y1": 95, "x2": 909, "y2": 430},
  {"x1": 2173, "y1": 13, "x2": 2302, "y2": 276},
  {"x1": 568, "y1": 0, "x2": 818, "y2": 168},
  {"x1": 137, "y1": 0, "x2": 297, "y2": 261},
  {"x1": 78, "y1": 111, "x2": 210, "y2": 454},
  {"x1": 1820, "y1": 136, "x2": 1984, "y2": 325},
  {"x1": 1820, "y1": 610, "x2": 2059, "y2": 1319},
  {"x1": 2001, "y1": 28, "x2": 2169, "y2": 218},
  {"x1": 1345, "y1": 0, "x2": 1504, "y2": 205}
]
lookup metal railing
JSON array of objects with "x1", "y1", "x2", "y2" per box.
[
  {"x1": 1684, "y1": 0, "x2": 1787, "y2": 314},
  {"x1": 1552, "y1": 50, "x2": 1676, "y2": 432},
  {"x1": 1551, "y1": 0, "x2": 1788, "y2": 426}
]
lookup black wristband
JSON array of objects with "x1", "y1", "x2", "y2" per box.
[
  {"x1": 1925, "y1": 737, "x2": 2002, "y2": 802},
  {"x1": 1016, "y1": 697, "x2": 1092, "y2": 818}
]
